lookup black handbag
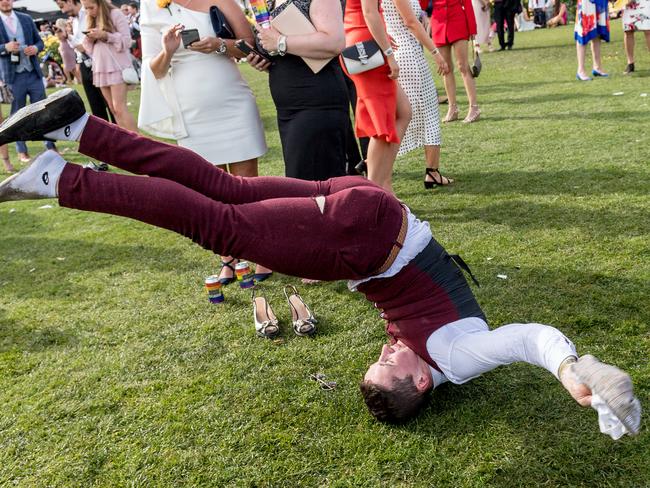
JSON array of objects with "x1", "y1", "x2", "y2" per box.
[
  {"x1": 340, "y1": 40, "x2": 385, "y2": 75},
  {"x1": 471, "y1": 52, "x2": 482, "y2": 78},
  {"x1": 209, "y1": 5, "x2": 235, "y2": 39}
]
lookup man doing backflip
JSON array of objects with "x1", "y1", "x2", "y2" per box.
[{"x1": 0, "y1": 89, "x2": 642, "y2": 437}]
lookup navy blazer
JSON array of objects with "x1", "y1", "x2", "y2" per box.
[{"x1": 0, "y1": 11, "x2": 44, "y2": 84}]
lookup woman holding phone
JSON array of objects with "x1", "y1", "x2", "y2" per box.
[
  {"x1": 81, "y1": 0, "x2": 137, "y2": 132},
  {"x1": 139, "y1": 0, "x2": 271, "y2": 284}
]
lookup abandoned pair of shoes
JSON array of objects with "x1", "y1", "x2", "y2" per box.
[
  {"x1": 571, "y1": 354, "x2": 641, "y2": 436},
  {"x1": 0, "y1": 89, "x2": 91, "y2": 203},
  {"x1": 252, "y1": 286, "x2": 317, "y2": 339}
]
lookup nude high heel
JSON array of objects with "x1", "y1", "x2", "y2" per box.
[
  {"x1": 442, "y1": 104, "x2": 459, "y2": 123},
  {"x1": 252, "y1": 289, "x2": 280, "y2": 339},
  {"x1": 463, "y1": 105, "x2": 481, "y2": 124},
  {"x1": 284, "y1": 285, "x2": 317, "y2": 337}
]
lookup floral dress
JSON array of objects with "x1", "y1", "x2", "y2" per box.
[
  {"x1": 574, "y1": 0, "x2": 610, "y2": 44},
  {"x1": 623, "y1": 0, "x2": 650, "y2": 31}
]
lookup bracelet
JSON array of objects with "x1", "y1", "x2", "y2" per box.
[
  {"x1": 557, "y1": 355, "x2": 578, "y2": 379},
  {"x1": 383, "y1": 46, "x2": 394, "y2": 57},
  {"x1": 431, "y1": 47, "x2": 439, "y2": 55}
]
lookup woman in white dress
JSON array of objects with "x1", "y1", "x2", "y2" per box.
[
  {"x1": 622, "y1": 0, "x2": 650, "y2": 74},
  {"x1": 139, "y1": 0, "x2": 271, "y2": 283},
  {"x1": 382, "y1": 0, "x2": 454, "y2": 188},
  {"x1": 471, "y1": 0, "x2": 494, "y2": 53}
]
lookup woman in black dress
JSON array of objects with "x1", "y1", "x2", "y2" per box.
[{"x1": 249, "y1": 0, "x2": 349, "y2": 181}]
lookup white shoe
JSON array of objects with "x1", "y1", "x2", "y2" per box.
[
  {"x1": 252, "y1": 290, "x2": 280, "y2": 339},
  {"x1": 0, "y1": 150, "x2": 65, "y2": 202},
  {"x1": 572, "y1": 355, "x2": 642, "y2": 435}
]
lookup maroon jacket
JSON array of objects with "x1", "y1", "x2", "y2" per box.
[{"x1": 358, "y1": 238, "x2": 485, "y2": 371}]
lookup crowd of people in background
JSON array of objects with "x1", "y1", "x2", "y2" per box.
[{"x1": 0, "y1": 0, "x2": 648, "y2": 181}]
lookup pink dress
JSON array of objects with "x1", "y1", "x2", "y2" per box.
[
  {"x1": 58, "y1": 36, "x2": 77, "y2": 73},
  {"x1": 82, "y1": 9, "x2": 133, "y2": 87}
]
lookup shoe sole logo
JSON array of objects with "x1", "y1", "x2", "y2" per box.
[
  {"x1": 64, "y1": 126, "x2": 71, "y2": 137},
  {"x1": 42, "y1": 172, "x2": 49, "y2": 185}
]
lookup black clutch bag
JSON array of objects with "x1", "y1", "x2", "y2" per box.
[
  {"x1": 209, "y1": 5, "x2": 235, "y2": 39},
  {"x1": 340, "y1": 40, "x2": 384, "y2": 75}
]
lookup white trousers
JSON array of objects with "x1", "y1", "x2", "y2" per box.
[{"x1": 426, "y1": 317, "x2": 578, "y2": 387}]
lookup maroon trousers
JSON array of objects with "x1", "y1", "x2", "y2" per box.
[{"x1": 57, "y1": 116, "x2": 404, "y2": 281}]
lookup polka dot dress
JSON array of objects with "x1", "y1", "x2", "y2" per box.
[{"x1": 382, "y1": 0, "x2": 442, "y2": 157}]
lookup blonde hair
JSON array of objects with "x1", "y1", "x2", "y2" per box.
[{"x1": 86, "y1": 0, "x2": 116, "y2": 33}]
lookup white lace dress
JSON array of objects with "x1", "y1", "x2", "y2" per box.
[
  {"x1": 138, "y1": 0, "x2": 267, "y2": 165},
  {"x1": 382, "y1": 0, "x2": 441, "y2": 156}
]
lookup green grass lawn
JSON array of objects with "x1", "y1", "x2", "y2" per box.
[{"x1": 1, "y1": 25, "x2": 649, "y2": 487}]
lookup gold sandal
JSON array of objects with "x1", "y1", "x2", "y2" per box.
[
  {"x1": 442, "y1": 104, "x2": 459, "y2": 123},
  {"x1": 463, "y1": 105, "x2": 481, "y2": 124}
]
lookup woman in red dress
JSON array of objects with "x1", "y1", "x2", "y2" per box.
[
  {"x1": 431, "y1": 0, "x2": 481, "y2": 123},
  {"x1": 343, "y1": 0, "x2": 412, "y2": 192}
]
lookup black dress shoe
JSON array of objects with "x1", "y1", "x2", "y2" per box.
[
  {"x1": 0, "y1": 88, "x2": 86, "y2": 147},
  {"x1": 506, "y1": 45, "x2": 513, "y2": 50}
]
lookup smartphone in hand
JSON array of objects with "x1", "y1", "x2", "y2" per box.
[
  {"x1": 180, "y1": 28, "x2": 200, "y2": 48},
  {"x1": 235, "y1": 39, "x2": 272, "y2": 63}
]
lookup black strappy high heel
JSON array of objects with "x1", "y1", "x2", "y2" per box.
[
  {"x1": 424, "y1": 168, "x2": 454, "y2": 189},
  {"x1": 218, "y1": 257, "x2": 237, "y2": 286}
]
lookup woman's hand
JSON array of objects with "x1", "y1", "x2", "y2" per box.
[
  {"x1": 162, "y1": 24, "x2": 183, "y2": 55},
  {"x1": 86, "y1": 28, "x2": 108, "y2": 41},
  {"x1": 256, "y1": 25, "x2": 281, "y2": 53},
  {"x1": 434, "y1": 53, "x2": 450, "y2": 75},
  {"x1": 386, "y1": 55, "x2": 399, "y2": 79},
  {"x1": 246, "y1": 53, "x2": 271, "y2": 72},
  {"x1": 189, "y1": 37, "x2": 221, "y2": 54}
]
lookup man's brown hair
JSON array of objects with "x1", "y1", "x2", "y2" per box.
[{"x1": 359, "y1": 376, "x2": 429, "y2": 423}]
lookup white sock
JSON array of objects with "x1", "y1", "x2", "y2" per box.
[
  {"x1": 43, "y1": 113, "x2": 89, "y2": 142},
  {"x1": 12, "y1": 150, "x2": 66, "y2": 198}
]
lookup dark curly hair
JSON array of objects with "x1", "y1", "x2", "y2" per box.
[{"x1": 359, "y1": 376, "x2": 429, "y2": 423}]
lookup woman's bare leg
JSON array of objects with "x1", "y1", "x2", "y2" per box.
[
  {"x1": 366, "y1": 86, "x2": 411, "y2": 192},
  {"x1": 439, "y1": 45, "x2": 458, "y2": 121}
]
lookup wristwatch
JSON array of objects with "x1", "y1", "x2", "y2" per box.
[
  {"x1": 216, "y1": 38, "x2": 227, "y2": 55},
  {"x1": 383, "y1": 46, "x2": 394, "y2": 57},
  {"x1": 277, "y1": 35, "x2": 287, "y2": 56},
  {"x1": 431, "y1": 47, "x2": 440, "y2": 56}
]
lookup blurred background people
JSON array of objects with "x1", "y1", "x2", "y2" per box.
[
  {"x1": 0, "y1": 0, "x2": 56, "y2": 162},
  {"x1": 431, "y1": 0, "x2": 481, "y2": 123},
  {"x1": 139, "y1": 0, "x2": 270, "y2": 284},
  {"x1": 529, "y1": 0, "x2": 549, "y2": 27},
  {"x1": 82, "y1": 0, "x2": 137, "y2": 131},
  {"x1": 546, "y1": 0, "x2": 568, "y2": 27},
  {"x1": 472, "y1": 0, "x2": 494, "y2": 53},
  {"x1": 621, "y1": 0, "x2": 650, "y2": 74},
  {"x1": 342, "y1": 0, "x2": 412, "y2": 192},
  {"x1": 54, "y1": 18, "x2": 80, "y2": 84},
  {"x1": 574, "y1": 0, "x2": 610, "y2": 80},
  {"x1": 55, "y1": 0, "x2": 115, "y2": 124},
  {"x1": 382, "y1": 0, "x2": 454, "y2": 188},
  {"x1": 128, "y1": 2, "x2": 142, "y2": 60},
  {"x1": 516, "y1": 5, "x2": 540, "y2": 30},
  {"x1": 0, "y1": 98, "x2": 13, "y2": 172},
  {"x1": 492, "y1": 0, "x2": 518, "y2": 51}
]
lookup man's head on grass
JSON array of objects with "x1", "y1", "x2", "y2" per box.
[{"x1": 360, "y1": 341, "x2": 433, "y2": 422}]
